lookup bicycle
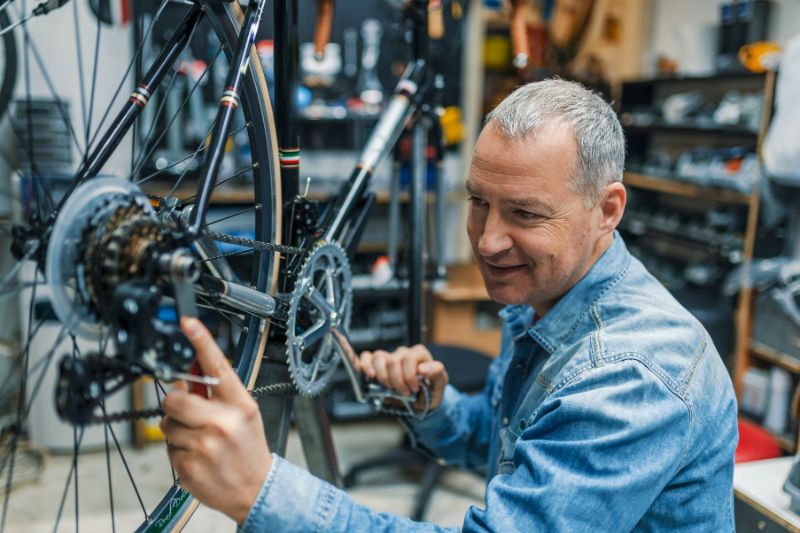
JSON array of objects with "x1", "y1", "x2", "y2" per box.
[
  {"x1": 0, "y1": 8, "x2": 15, "y2": 121},
  {"x1": 0, "y1": 0, "x2": 458, "y2": 531}
]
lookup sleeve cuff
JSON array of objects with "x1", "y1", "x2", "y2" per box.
[
  {"x1": 238, "y1": 454, "x2": 340, "y2": 533},
  {"x1": 408, "y1": 384, "x2": 459, "y2": 432}
]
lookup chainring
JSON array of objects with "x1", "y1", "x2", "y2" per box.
[{"x1": 286, "y1": 242, "x2": 352, "y2": 396}]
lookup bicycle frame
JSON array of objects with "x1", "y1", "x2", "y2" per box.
[
  {"x1": 57, "y1": 0, "x2": 433, "y2": 325},
  {"x1": 49, "y1": 0, "x2": 438, "y2": 476}
]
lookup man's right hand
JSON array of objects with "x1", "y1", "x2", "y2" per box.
[{"x1": 358, "y1": 345, "x2": 448, "y2": 412}]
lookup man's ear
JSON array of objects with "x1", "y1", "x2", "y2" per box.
[{"x1": 597, "y1": 182, "x2": 626, "y2": 232}]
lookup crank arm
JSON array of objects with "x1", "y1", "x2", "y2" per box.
[
  {"x1": 197, "y1": 275, "x2": 278, "y2": 319},
  {"x1": 330, "y1": 325, "x2": 431, "y2": 418}
]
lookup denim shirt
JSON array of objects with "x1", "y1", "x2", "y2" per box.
[{"x1": 240, "y1": 233, "x2": 738, "y2": 532}]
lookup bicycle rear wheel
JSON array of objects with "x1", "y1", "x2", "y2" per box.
[
  {"x1": 0, "y1": 9, "x2": 16, "y2": 121},
  {"x1": 1, "y1": 1, "x2": 280, "y2": 531}
]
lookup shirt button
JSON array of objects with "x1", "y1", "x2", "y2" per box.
[
  {"x1": 437, "y1": 458, "x2": 447, "y2": 466},
  {"x1": 501, "y1": 416, "x2": 509, "y2": 426}
]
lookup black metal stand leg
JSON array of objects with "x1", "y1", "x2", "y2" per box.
[
  {"x1": 295, "y1": 395, "x2": 344, "y2": 487},
  {"x1": 255, "y1": 359, "x2": 294, "y2": 456},
  {"x1": 411, "y1": 463, "x2": 445, "y2": 521}
]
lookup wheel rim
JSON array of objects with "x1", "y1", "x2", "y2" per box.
[{"x1": 0, "y1": 1, "x2": 280, "y2": 531}]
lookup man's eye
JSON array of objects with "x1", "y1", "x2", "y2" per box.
[
  {"x1": 468, "y1": 195, "x2": 487, "y2": 206},
  {"x1": 515, "y1": 210, "x2": 542, "y2": 220}
]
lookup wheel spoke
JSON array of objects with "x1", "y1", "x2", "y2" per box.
[
  {"x1": 130, "y1": 66, "x2": 181, "y2": 179},
  {"x1": 132, "y1": 45, "x2": 224, "y2": 181},
  {"x1": 136, "y1": 124, "x2": 248, "y2": 186},
  {"x1": 53, "y1": 426, "x2": 85, "y2": 532},
  {"x1": 0, "y1": 432, "x2": 19, "y2": 531},
  {"x1": 153, "y1": 379, "x2": 177, "y2": 484},
  {"x1": 72, "y1": 0, "x2": 88, "y2": 148},
  {"x1": 85, "y1": 0, "x2": 171, "y2": 153},
  {"x1": 180, "y1": 163, "x2": 257, "y2": 203},
  {"x1": 203, "y1": 204, "x2": 259, "y2": 229},
  {"x1": 87, "y1": 3, "x2": 102, "y2": 145},
  {"x1": 23, "y1": 326, "x2": 69, "y2": 419},
  {"x1": 12, "y1": 4, "x2": 85, "y2": 157},
  {"x1": 102, "y1": 402, "x2": 117, "y2": 533},
  {"x1": 73, "y1": 398, "x2": 80, "y2": 533},
  {"x1": 106, "y1": 420, "x2": 149, "y2": 521}
]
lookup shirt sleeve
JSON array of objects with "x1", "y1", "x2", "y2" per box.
[
  {"x1": 404, "y1": 383, "x2": 494, "y2": 471},
  {"x1": 465, "y1": 357, "x2": 692, "y2": 532},
  {"x1": 241, "y1": 358, "x2": 691, "y2": 533},
  {"x1": 238, "y1": 453, "x2": 461, "y2": 533},
  {"x1": 404, "y1": 324, "x2": 513, "y2": 471}
]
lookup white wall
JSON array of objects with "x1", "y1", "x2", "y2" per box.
[
  {"x1": 9, "y1": 1, "x2": 134, "y2": 176},
  {"x1": 0, "y1": 4, "x2": 133, "y2": 343},
  {"x1": 650, "y1": 0, "x2": 800, "y2": 74}
]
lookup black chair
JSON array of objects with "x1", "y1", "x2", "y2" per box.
[{"x1": 342, "y1": 343, "x2": 493, "y2": 521}]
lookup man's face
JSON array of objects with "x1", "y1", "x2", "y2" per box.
[{"x1": 466, "y1": 121, "x2": 611, "y2": 314}]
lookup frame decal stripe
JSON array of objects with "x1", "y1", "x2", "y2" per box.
[
  {"x1": 280, "y1": 148, "x2": 300, "y2": 167},
  {"x1": 220, "y1": 87, "x2": 240, "y2": 109},
  {"x1": 129, "y1": 84, "x2": 151, "y2": 108}
]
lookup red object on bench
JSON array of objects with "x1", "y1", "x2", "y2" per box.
[{"x1": 736, "y1": 418, "x2": 784, "y2": 463}]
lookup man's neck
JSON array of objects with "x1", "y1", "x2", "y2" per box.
[{"x1": 530, "y1": 232, "x2": 615, "y2": 318}]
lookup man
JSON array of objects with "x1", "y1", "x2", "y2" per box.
[{"x1": 161, "y1": 79, "x2": 738, "y2": 531}]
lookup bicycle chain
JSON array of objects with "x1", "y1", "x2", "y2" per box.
[
  {"x1": 202, "y1": 230, "x2": 304, "y2": 255},
  {"x1": 83, "y1": 381, "x2": 429, "y2": 425},
  {"x1": 82, "y1": 382, "x2": 299, "y2": 426}
]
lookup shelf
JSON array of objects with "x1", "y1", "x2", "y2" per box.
[
  {"x1": 623, "y1": 172, "x2": 753, "y2": 205},
  {"x1": 625, "y1": 122, "x2": 759, "y2": 137},
  {"x1": 739, "y1": 413, "x2": 795, "y2": 454},
  {"x1": 749, "y1": 341, "x2": 800, "y2": 375},
  {"x1": 621, "y1": 213, "x2": 744, "y2": 251},
  {"x1": 623, "y1": 72, "x2": 767, "y2": 86}
]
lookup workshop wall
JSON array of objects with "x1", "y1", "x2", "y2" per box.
[
  {"x1": 650, "y1": 0, "x2": 800, "y2": 76},
  {"x1": 8, "y1": 1, "x2": 134, "y2": 177}
]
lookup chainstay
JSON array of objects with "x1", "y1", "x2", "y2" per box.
[{"x1": 202, "y1": 230, "x2": 305, "y2": 255}]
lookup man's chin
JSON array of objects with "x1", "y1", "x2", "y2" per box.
[{"x1": 485, "y1": 286, "x2": 529, "y2": 307}]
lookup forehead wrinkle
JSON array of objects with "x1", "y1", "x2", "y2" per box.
[{"x1": 470, "y1": 150, "x2": 536, "y2": 177}]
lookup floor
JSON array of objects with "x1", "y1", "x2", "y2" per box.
[{"x1": 3, "y1": 421, "x2": 485, "y2": 532}]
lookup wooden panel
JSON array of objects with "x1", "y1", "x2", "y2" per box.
[
  {"x1": 624, "y1": 172, "x2": 753, "y2": 205},
  {"x1": 431, "y1": 298, "x2": 502, "y2": 356},
  {"x1": 571, "y1": 0, "x2": 654, "y2": 83},
  {"x1": 431, "y1": 263, "x2": 500, "y2": 355}
]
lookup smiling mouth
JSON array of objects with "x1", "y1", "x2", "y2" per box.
[{"x1": 485, "y1": 263, "x2": 526, "y2": 277}]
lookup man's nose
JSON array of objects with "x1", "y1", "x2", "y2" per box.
[{"x1": 477, "y1": 210, "x2": 513, "y2": 257}]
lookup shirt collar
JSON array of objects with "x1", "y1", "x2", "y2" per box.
[{"x1": 499, "y1": 231, "x2": 631, "y2": 353}]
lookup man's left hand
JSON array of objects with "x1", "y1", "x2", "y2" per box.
[{"x1": 160, "y1": 317, "x2": 271, "y2": 525}]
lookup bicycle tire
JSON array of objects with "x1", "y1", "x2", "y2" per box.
[
  {"x1": 0, "y1": 9, "x2": 17, "y2": 121},
  {"x1": 1, "y1": 2, "x2": 281, "y2": 531}
]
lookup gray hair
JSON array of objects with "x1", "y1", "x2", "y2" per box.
[{"x1": 485, "y1": 79, "x2": 625, "y2": 206}]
